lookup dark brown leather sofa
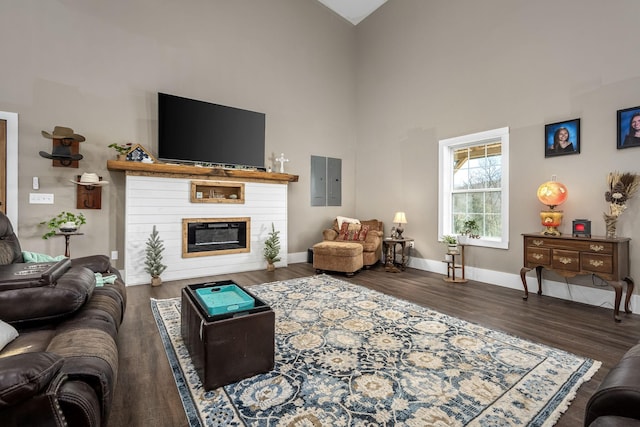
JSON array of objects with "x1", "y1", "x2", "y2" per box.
[
  {"x1": 0, "y1": 212, "x2": 126, "y2": 427},
  {"x1": 584, "y1": 343, "x2": 640, "y2": 426}
]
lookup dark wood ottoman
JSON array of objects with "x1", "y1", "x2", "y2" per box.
[{"x1": 180, "y1": 284, "x2": 275, "y2": 390}]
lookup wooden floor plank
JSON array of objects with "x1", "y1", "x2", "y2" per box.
[{"x1": 107, "y1": 263, "x2": 640, "y2": 427}]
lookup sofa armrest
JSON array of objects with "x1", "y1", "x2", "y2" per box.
[
  {"x1": 322, "y1": 229, "x2": 338, "y2": 241},
  {"x1": 0, "y1": 352, "x2": 63, "y2": 408},
  {"x1": 71, "y1": 255, "x2": 116, "y2": 276},
  {"x1": 585, "y1": 344, "x2": 640, "y2": 426}
]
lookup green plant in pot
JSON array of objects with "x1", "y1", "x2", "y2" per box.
[
  {"x1": 108, "y1": 142, "x2": 132, "y2": 160},
  {"x1": 40, "y1": 212, "x2": 86, "y2": 239},
  {"x1": 145, "y1": 225, "x2": 167, "y2": 286},
  {"x1": 441, "y1": 234, "x2": 458, "y2": 253},
  {"x1": 263, "y1": 223, "x2": 281, "y2": 272},
  {"x1": 461, "y1": 219, "x2": 480, "y2": 239}
]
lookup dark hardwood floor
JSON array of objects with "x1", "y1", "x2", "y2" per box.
[{"x1": 108, "y1": 263, "x2": 640, "y2": 427}]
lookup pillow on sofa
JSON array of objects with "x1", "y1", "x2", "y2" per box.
[
  {"x1": 337, "y1": 222, "x2": 369, "y2": 242},
  {"x1": 336, "y1": 216, "x2": 360, "y2": 229},
  {"x1": 0, "y1": 320, "x2": 18, "y2": 351}
]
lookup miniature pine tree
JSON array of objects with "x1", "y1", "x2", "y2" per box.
[
  {"x1": 144, "y1": 225, "x2": 167, "y2": 278},
  {"x1": 263, "y1": 223, "x2": 281, "y2": 265}
]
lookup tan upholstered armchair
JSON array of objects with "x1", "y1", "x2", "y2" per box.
[{"x1": 319, "y1": 218, "x2": 384, "y2": 268}]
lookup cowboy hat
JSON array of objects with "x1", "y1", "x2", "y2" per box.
[
  {"x1": 70, "y1": 173, "x2": 109, "y2": 186},
  {"x1": 41, "y1": 126, "x2": 86, "y2": 142},
  {"x1": 39, "y1": 144, "x2": 84, "y2": 160}
]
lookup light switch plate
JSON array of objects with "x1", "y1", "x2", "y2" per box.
[{"x1": 29, "y1": 193, "x2": 54, "y2": 204}]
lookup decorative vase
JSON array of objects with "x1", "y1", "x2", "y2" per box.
[
  {"x1": 604, "y1": 214, "x2": 618, "y2": 239},
  {"x1": 117, "y1": 154, "x2": 127, "y2": 161},
  {"x1": 267, "y1": 262, "x2": 275, "y2": 272},
  {"x1": 151, "y1": 276, "x2": 162, "y2": 287},
  {"x1": 447, "y1": 243, "x2": 458, "y2": 254}
]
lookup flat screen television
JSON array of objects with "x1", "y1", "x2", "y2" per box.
[{"x1": 158, "y1": 92, "x2": 265, "y2": 169}]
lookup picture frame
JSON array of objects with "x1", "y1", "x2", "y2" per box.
[
  {"x1": 544, "y1": 118, "x2": 580, "y2": 158},
  {"x1": 125, "y1": 144, "x2": 157, "y2": 163},
  {"x1": 617, "y1": 105, "x2": 640, "y2": 149}
]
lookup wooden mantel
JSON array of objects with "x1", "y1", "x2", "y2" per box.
[{"x1": 106, "y1": 160, "x2": 299, "y2": 184}]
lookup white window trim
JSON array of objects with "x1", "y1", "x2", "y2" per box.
[{"x1": 438, "y1": 127, "x2": 509, "y2": 249}]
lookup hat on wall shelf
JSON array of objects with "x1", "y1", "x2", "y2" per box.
[
  {"x1": 70, "y1": 173, "x2": 109, "y2": 186},
  {"x1": 41, "y1": 126, "x2": 85, "y2": 142},
  {"x1": 70, "y1": 173, "x2": 109, "y2": 187},
  {"x1": 39, "y1": 145, "x2": 83, "y2": 161}
]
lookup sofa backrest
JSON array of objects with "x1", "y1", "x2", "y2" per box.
[{"x1": 0, "y1": 213, "x2": 23, "y2": 265}]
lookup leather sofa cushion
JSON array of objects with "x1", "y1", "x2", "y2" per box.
[
  {"x1": 0, "y1": 266, "x2": 95, "y2": 327},
  {"x1": 0, "y1": 352, "x2": 63, "y2": 408}
]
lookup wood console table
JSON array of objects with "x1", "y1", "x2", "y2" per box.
[{"x1": 520, "y1": 233, "x2": 634, "y2": 322}]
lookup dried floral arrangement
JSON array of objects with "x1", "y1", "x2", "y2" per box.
[{"x1": 603, "y1": 171, "x2": 640, "y2": 238}]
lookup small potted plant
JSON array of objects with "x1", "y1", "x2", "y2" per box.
[
  {"x1": 462, "y1": 219, "x2": 480, "y2": 238},
  {"x1": 441, "y1": 235, "x2": 458, "y2": 254},
  {"x1": 458, "y1": 218, "x2": 480, "y2": 243},
  {"x1": 263, "y1": 223, "x2": 281, "y2": 272},
  {"x1": 40, "y1": 212, "x2": 86, "y2": 239},
  {"x1": 145, "y1": 225, "x2": 167, "y2": 286},
  {"x1": 108, "y1": 142, "x2": 132, "y2": 160}
]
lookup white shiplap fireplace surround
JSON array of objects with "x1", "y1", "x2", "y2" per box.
[{"x1": 107, "y1": 161, "x2": 298, "y2": 286}]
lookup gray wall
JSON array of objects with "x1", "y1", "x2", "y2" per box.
[
  {"x1": 0, "y1": 0, "x2": 357, "y2": 264},
  {"x1": 355, "y1": 0, "x2": 640, "y2": 281},
  {"x1": 3, "y1": 0, "x2": 640, "y2": 286}
]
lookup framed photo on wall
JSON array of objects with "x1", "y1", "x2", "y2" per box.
[
  {"x1": 544, "y1": 118, "x2": 580, "y2": 158},
  {"x1": 617, "y1": 105, "x2": 640, "y2": 149}
]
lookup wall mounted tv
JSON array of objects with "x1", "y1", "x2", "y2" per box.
[{"x1": 158, "y1": 92, "x2": 265, "y2": 169}]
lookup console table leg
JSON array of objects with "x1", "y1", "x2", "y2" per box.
[
  {"x1": 535, "y1": 266, "x2": 543, "y2": 295},
  {"x1": 624, "y1": 277, "x2": 635, "y2": 314},
  {"x1": 520, "y1": 267, "x2": 530, "y2": 300},
  {"x1": 609, "y1": 280, "x2": 623, "y2": 322}
]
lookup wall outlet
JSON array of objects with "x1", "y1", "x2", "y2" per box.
[
  {"x1": 111, "y1": 250, "x2": 118, "y2": 260},
  {"x1": 408, "y1": 241, "x2": 415, "y2": 248},
  {"x1": 29, "y1": 193, "x2": 54, "y2": 204}
]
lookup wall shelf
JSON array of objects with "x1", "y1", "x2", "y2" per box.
[
  {"x1": 190, "y1": 180, "x2": 244, "y2": 203},
  {"x1": 106, "y1": 160, "x2": 298, "y2": 184}
]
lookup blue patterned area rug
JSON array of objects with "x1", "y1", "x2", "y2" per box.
[{"x1": 151, "y1": 275, "x2": 600, "y2": 426}]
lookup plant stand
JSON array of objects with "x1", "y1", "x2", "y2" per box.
[{"x1": 443, "y1": 244, "x2": 467, "y2": 283}]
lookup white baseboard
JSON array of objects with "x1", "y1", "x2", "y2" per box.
[{"x1": 289, "y1": 251, "x2": 636, "y2": 314}]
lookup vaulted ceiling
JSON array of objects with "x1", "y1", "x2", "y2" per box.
[{"x1": 316, "y1": 0, "x2": 387, "y2": 25}]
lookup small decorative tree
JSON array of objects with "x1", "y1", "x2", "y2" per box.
[
  {"x1": 263, "y1": 223, "x2": 281, "y2": 271},
  {"x1": 144, "y1": 225, "x2": 167, "y2": 286}
]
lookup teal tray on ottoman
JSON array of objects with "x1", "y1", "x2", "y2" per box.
[
  {"x1": 193, "y1": 283, "x2": 255, "y2": 316},
  {"x1": 180, "y1": 281, "x2": 275, "y2": 390}
]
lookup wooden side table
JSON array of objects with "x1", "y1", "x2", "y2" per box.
[
  {"x1": 55, "y1": 232, "x2": 84, "y2": 257},
  {"x1": 443, "y1": 244, "x2": 467, "y2": 283},
  {"x1": 383, "y1": 237, "x2": 414, "y2": 272}
]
